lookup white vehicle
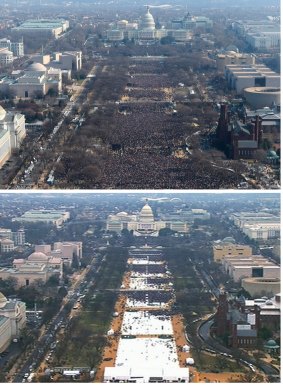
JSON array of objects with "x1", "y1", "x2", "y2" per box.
[{"x1": 27, "y1": 373, "x2": 35, "y2": 382}]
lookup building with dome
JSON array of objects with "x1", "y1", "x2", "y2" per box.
[
  {"x1": 107, "y1": 6, "x2": 163, "y2": 42},
  {"x1": 0, "y1": 105, "x2": 26, "y2": 169},
  {"x1": 0, "y1": 262, "x2": 60, "y2": 287},
  {"x1": 0, "y1": 238, "x2": 15, "y2": 253},
  {"x1": 0, "y1": 62, "x2": 62, "y2": 99},
  {"x1": 30, "y1": 51, "x2": 82, "y2": 79},
  {"x1": 137, "y1": 6, "x2": 162, "y2": 41},
  {"x1": 0, "y1": 292, "x2": 26, "y2": 352},
  {"x1": 0, "y1": 228, "x2": 25, "y2": 251},
  {"x1": 34, "y1": 242, "x2": 83, "y2": 266},
  {"x1": 106, "y1": 7, "x2": 213, "y2": 43},
  {"x1": 11, "y1": 62, "x2": 62, "y2": 98},
  {"x1": 15, "y1": 249, "x2": 64, "y2": 271},
  {"x1": 7, "y1": 241, "x2": 82, "y2": 278},
  {"x1": 141, "y1": 7, "x2": 156, "y2": 30},
  {"x1": 0, "y1": 38, "x2": 24, "y2": 58},
  {"x1": 0, "y1": 36, "x2": 24, "y2": 65},
  {"x1": 0, "y1": 250, "x2": 63, "y2": 287},
  {"x1": 264, "y1": 339, "x2": 280, "y2": 354},
  {"x1": 0, "y1": 241, "x2": 81, "y2": 286},
  {"x1": 170, "y1": 11, "x2": 213, "y2": 31},
  {"x1": 0, "y1": 47, "x2": 13, "y2": 65},
  {"x1": 107, "y1": 201, "x2": 188, "y2": 236}
]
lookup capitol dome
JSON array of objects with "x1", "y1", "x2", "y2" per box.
[
  {"x1": 0, "y1": 292, "x2": 8, "y2": 308},
  {"x1": 0, "y1": 105, "x2": 6, "y2": 120},
  {"x1": 139, "y1": 202, "x2": 154, "y2": 222},
  {"x1": 28, "y1": 62, "x2": 47, "y2": 72},
  {"x1": 141, "y1": 6, "x2": 155, "y2": 30}
]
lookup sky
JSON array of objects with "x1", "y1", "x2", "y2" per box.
[{"x1": 7, "y1": 0, "x2": 280, "y2": 7}]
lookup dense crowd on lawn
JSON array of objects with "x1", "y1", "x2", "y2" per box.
[
  {"x1": 56, "y1": 60, "x2": 245, "y2": 189},
  {"x1": 99, "y1": 151, "x2": 244, "y2": 189}
]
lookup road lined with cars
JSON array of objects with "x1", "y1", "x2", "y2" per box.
[
  {"x1": 38, "y1": 65, "x2": 97, "y2": 188},
  {"x1": 11, "y1": 257, "x2": 99, "y2": 383},
  {"x1": 8, "y1": 64, "x2": 98, "y2": 190}
]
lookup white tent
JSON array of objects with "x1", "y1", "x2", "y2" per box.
[{"x1": 186, "y1": 357, "x2": 195, "y2": 365}]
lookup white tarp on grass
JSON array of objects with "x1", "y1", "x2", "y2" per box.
[
  {"x1": 115, "y1": 338, "x2": 178, "y2": 368},
  {"x1": 121, "y1": 311, "x2": 173, "y2": 335}
]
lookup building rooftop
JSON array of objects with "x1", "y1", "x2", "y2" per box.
[
  {"x1": 16, "y1": 19, "x2": 67, "y2": 29},
  {"x1": 237, "y1": 329, "x2": 257, "y2": 337}
]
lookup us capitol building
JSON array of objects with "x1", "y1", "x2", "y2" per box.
[
  {"x1": 106, "y1": 7, "x2": 212, "y2": 43},
  {"x1": 106, "y1": 201, "x2": 189, "y2": 236}
]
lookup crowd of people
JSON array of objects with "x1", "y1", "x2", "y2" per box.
[
  {"x1": 127, "y1": 291, "x2": 173, "y2": 305},
  {"x1": 126, "y1": 88, "x2": 168, "y2": 101},
  {"x1": 98, "y1": 150, "x2": 244, "y2": 189},
  {"x1": 93, "y1": 60, "x2": 245, "y2": 189},
  {"x1": 128, "y1": 74, "x2": 172, "y2": 89},
  {"x1": 56, "y1": 58, "x2": 246, "y2": 189}
]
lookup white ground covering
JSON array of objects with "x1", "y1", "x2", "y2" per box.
[
  {"x1": 115, "y1": 338, "x2": 179, "y2": 368},
  {"x1": 130, "y1": 272, "x2": 167, "y2": 278},
  {"x1": 129, "y1": 277, "x2": 171, "y2": 290},
  {"x1": 126, "y1": 298, "x2": 166, "y2": 308},
  {"x1": 121, "y1": 311, "x2": 173, "y2": 335},
  {"x1": 130, "y1": 259, "x2": 164, "y2": 265}
]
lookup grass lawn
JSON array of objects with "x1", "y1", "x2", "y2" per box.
[
  {"x1": 174, "y1": 277, "x2": 196, "y2": 291},
  {"x1": 191, "y1": 349, "x2": 245, "y2": 373}
]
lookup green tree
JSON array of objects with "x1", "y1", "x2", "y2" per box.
[
  {"x1": 72, "y1": 253, "x2": 80, "y2": 269},
  {"x1": 0, "y1": 277, "x2": 18, "y2": 296},
  {"x1": 258, "y1": 326, "x2": 272, "y2": 340},
  {"x1": 261, "y1": 138, "x2": 272, "y2": 150},
  {"x1": 47, "y1": 88, "x2": 57, "y2": 97},
  {"x1": 160, "y1": 36, "x2": 176, "y2": 45},
  {"x1": 159, "y1": 227, "x2": 175, "y2": 237},
  {"x1": 46, "y1": 275, "x2": 60, "y2": 287},
  {"x1": 58, "y1": 286, "x2": 68, "y2": 298}
]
